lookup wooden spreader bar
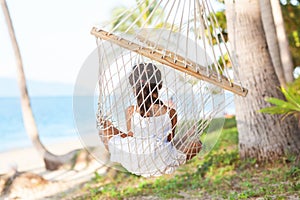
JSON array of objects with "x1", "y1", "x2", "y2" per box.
[{"x1": 91, "y1": 27, "x2": 248, "y2": 97}]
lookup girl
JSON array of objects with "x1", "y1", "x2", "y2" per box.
[{"x1": 98, "y1": 63, "x2": 201, "y2": 177}]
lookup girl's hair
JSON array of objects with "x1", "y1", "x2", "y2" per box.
[{"x1": 128, "y1": 63, "x2": 163, "y2": 117}]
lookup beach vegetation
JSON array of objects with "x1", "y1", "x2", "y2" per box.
[
  {"x1": 69, "y1": 118, "x2": 300, "y2": 199},
  {"x1": 260, "y1": 77, "x2": 300, "y2": 123}
]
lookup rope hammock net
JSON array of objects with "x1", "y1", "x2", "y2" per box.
[{"x1": 92, "y1": 0, "x2": 247, "y2": 177}]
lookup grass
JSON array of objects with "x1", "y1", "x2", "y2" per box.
[{"x1": 69, "y1": 117, "x2": 300, "y2": 199}]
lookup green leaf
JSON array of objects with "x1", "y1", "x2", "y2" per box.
[
  {"x1": 281, "y1": 87, "x2": 300, "y2": 108},
  {"x1": 265, "y1": 97, "x2": 300, "y2": 111},
  {"x1": 260, "y1": 106, "x2": 293, "y2": 115}
]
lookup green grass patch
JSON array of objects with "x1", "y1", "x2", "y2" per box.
[{"x1": 70, "y1": 117, "x2": 300, "y2": 199}]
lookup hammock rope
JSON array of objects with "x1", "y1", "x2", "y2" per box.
[
  {"x1": 91, "y1": 28, "x2": 247, "y2": 96},
  {"x1": 93, "y1": 0, "x2": 247, "y2": 177}
]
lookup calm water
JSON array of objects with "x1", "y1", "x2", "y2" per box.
[
  {"x1": 0, "y1": 96, "x2": 82, "y2": 152},
  {"x1": 0, "y1": 94, "x2": 235, "y2": 152}
]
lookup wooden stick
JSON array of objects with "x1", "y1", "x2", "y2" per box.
[{"x1": 91, "y1": 27, "x2": 248, "y2": 97}]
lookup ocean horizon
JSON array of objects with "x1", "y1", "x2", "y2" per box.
[
  {"x1": 0, "y1": 94, "x2": 235, "y2": 153},
  {"x1": 0, "y1": 96, "x2": 90, "y2": 152}
]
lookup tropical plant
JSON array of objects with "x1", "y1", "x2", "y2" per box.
[
  {"x1": 270, "y1": 0, "x2": 295, "y2": 83},
  {"x1": 260, "y1": 78, "x2": 300, "y2": 123},
  {"x1": 225, "y1": 0, "x2": 300, "y2": 162},
  {"x1": 110, "y1": 0, "x2": 165, "y2": 33},
  {"x1": 260, "y1": 0, "x2": 287, "y2": 87},
  {"x1": 281, "y1": 0, "x2": 300, "y2": 67},
  {"x1": 219, "y1": 0, "x2": 300, "y2": 82},
  {"x1": 1, "y1": 0, "x2": 86, "y2": 170}
]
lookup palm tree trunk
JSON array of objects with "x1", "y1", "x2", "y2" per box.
[
  {"x1": 225, "y1": 0, "x2": 300, "y2": 162},
  {"x1": 1, "y1": 0, "x2": 80, "y2": 170},
  {"x1": 270, "y1": 0, "x2": 294, "y2": 83},
  {"x1": 1, "y1": 0, "x2": 48, "y2": 155},
  {"x1": 260, "y1": 0, "x2": 286, "y2": 87}
]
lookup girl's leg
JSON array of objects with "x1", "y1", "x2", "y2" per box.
[
  {"x1": 173, "y1": 126, "x2": 202, "y2": 161},
  {"x1": 181, "y1": 140, "x2": 202, "y2": 161}
]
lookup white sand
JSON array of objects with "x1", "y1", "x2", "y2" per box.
[
  {"x1": 0, "y1": 137, "x2": 84, "y2": 174},
  {"x1": 0, "y1": 137, "x2": 110, "y2": 199}
]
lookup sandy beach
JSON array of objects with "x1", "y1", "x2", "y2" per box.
[
  {"x1": 0, "y1": 137, "x2": 109, "y2": 199},
  {"x1": 0, "y1": 137, "x2": 82, "y2": 174}
]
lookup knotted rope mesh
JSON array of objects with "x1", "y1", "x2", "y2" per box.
[{"x1": 92, "y1": 0, "x2": 246, "y2": 176}]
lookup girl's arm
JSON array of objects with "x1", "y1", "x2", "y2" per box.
[
  {"x1": 125, "y1": 106, "x2": 135, "y2": 137},
  {"x1": 168, "y1": 108, "x2": 177, "y2": 142},
  {"x1": 100, "y1": 106, "x2": 134, "y2": 139}
]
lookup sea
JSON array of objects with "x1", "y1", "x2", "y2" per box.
[
  {"x1": 0, "y1": 96, "x2": 97, "y2": 152},
  {"x1": 0, "y1": 95, "x2": 235, "y2": 153}
]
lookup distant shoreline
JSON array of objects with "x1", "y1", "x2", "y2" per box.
[
  {"x1": 0, "y1": 95, "x2": 75, "y2": 98},
  {"x1": 0, "y1": 78, "x2": 74, "y2": 97}
]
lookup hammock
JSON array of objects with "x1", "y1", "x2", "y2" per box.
[{"x1": 92, "y1": 0, "x2": 247, "y2": 177}]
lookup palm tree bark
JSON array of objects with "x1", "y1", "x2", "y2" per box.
[
  {"x1": 225, "y1": 0, "x2": 300, "y2": 162},
  {"x1": 1, "y1": 0, "x2": 80, "y2": 170},
  {"x1": 270, "y1": 0, "x2": 294, "y2": 83},
  {"x1": 260, "y1": 0, "x2": 286, "y2": 87}
]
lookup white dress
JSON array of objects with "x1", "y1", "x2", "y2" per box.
[{"x1": 108, "y1": 110, "x2": 186, "y2": 177}]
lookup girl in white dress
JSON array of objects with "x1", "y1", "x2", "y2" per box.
[{"x1": 98, "y1": 63, "x2": 202, "y2": 177}]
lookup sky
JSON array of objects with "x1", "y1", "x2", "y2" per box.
[
  {"x1": 0, "y1": 0, "x2": 227, "y2": 85},
  {"x1": 0, "y1": 0, "x2": 228, "y2": 97},
  {"x1": 1, "y1": 1, "x2": 297, "y2": 87},
  {"x1": 0, "y1": 0, "x2": 136, "y2": 85}
]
